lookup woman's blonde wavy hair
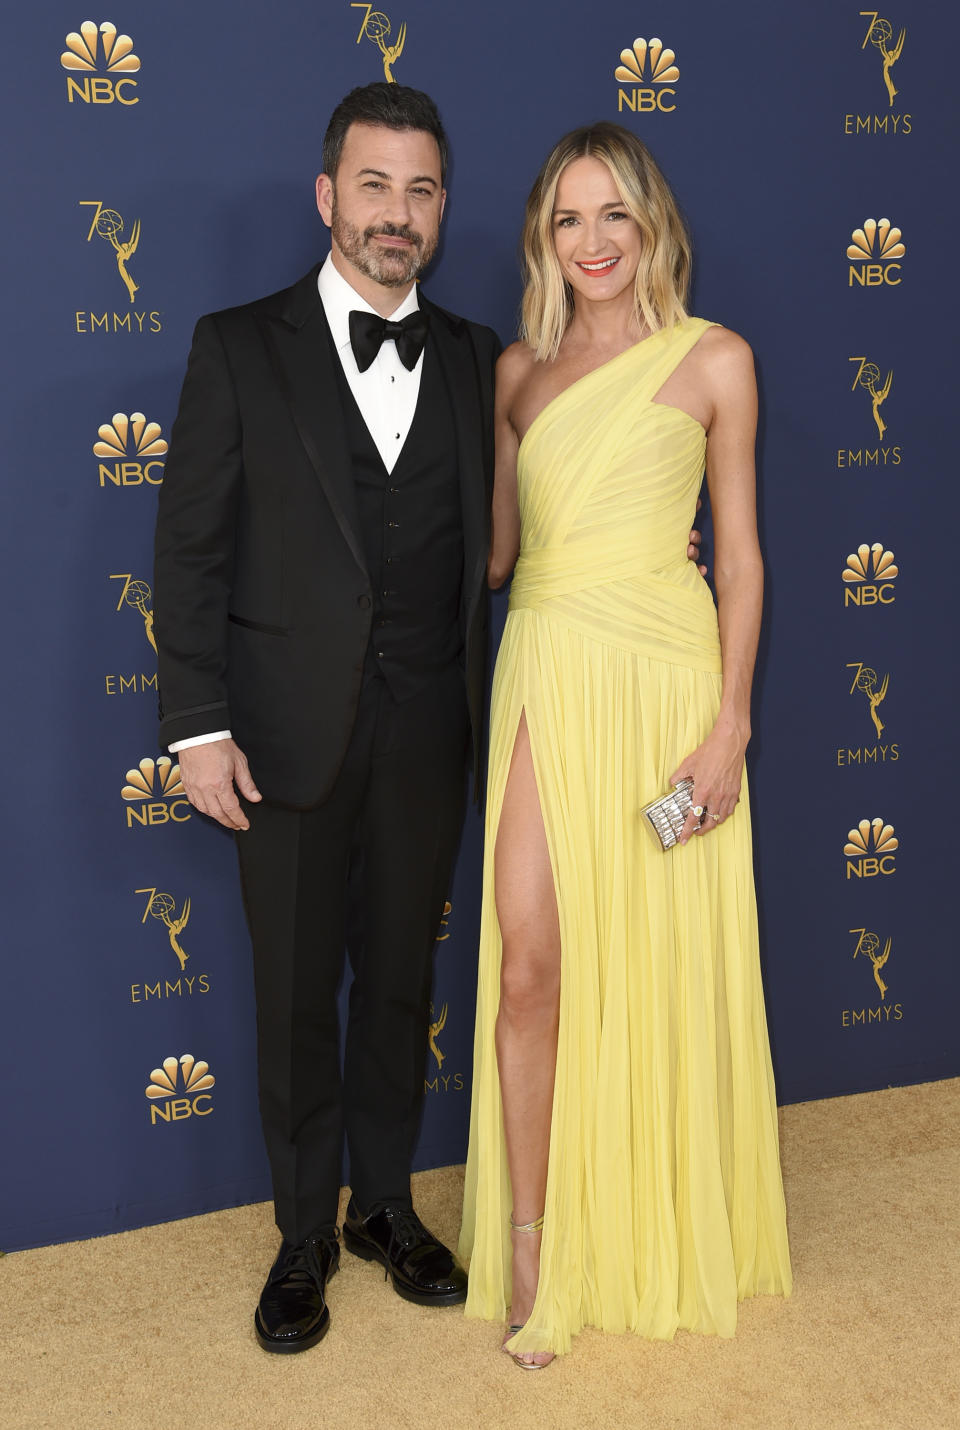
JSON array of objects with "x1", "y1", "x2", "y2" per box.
[{"x1": 520, "y1": 122, "x2": 692, "y2": 361}]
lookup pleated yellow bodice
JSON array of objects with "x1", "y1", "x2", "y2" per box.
[{"x1": 511, "y1": 320, "x2": 722, "y2": 673}]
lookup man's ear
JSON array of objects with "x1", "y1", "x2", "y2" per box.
[
  {"x1": 439, "y1": 188, "x2": 447, "y2": 224},
  {"x1": 316, "y1": 173, "x2": 334, "y2": 227}
]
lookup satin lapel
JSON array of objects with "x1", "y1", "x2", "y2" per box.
[
  {"x1": 423, "y1": 300, "x2": 490, "y2": 603},
  {"x1": 259, "y1": 282, "x2": 366, "y2": 578}
]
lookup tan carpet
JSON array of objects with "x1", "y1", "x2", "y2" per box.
[{"x1": 3, "y1": 1079, "x2": 958, "y2": 1430}]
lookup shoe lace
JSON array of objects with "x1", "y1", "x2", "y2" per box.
[
  {"x1": 383, "y1": 1207, "x2": 423, "y2": 1280},
  {"x1": 274, "y1": 1233, "x2": 337, "y2": 1286}
]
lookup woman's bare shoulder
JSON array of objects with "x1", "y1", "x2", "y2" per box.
[
  {"x1": 497, "y1": 339, "x2": 537, "y2": 384},
  {"x1": 696, "y1": 322, "x2": 754, "y2": 373}
]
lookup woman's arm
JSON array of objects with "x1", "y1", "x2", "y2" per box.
[
  {"x1": 487, "y1": 343, "x2": 531, "y2": 589},
  {"x1": 671, "y1": 328, "x2": 763, "y2": 840}
]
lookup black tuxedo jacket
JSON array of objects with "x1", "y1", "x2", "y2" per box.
[{"x1": 154, "y1": 265, "x2": 500, "y2": 808}]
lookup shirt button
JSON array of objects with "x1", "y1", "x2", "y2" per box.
[
  {"x1": 357, "y1": 594, "x2": 371, "y2": 610},
  {"x1": 389, "y1": 486, "x2": 399, "y2": 494},
  {"x1": 395, "y1": 432, "x2": 400, "y2": 440},
  {"x1": 390, "y1": 375, "x2": 395, "y2": 383}
]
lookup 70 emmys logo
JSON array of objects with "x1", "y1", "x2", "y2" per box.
[
  {"x1": 122, "y1": 756, "x2": 191, "y2": 828},
  {"x1": 145, "y1": 1054, "x2": 214, "y2": 1125},
  {"x1": 844, "y1": 817, "x2": 897, "y2": 878},
  {"x1": 615, "y1": 37, "x2": 679, "y2": 113},
  {"x1": 351, "y1": 5, "x2": 405, "y2": 83},
  {"x1": 860, "y1": 11, "x2": 904, "y2": 108},
  {"x1": 111, "y1": 573, "x2": 156, "y2": 651},
  {"x1": 842, "y1": 927, "x2": 902, "y2": 1026},
  {"x1": 61, "y1": 20, "x2": 140, "y2": 104}
]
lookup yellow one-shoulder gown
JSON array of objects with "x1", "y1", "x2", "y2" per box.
[{"x1": 459, "y1": 320, "x2": 792, "y2": 1355}]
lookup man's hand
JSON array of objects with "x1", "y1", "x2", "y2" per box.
[
  {"x1": 688, "y1": 497, "x2": 707, "y2": 577},
  {"x1": 177, "y1": 738, "x2": 262, "y2": 831}
]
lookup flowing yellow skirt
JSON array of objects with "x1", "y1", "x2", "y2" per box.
[{"x1": 459, "y1": 606, "x2": 793, "y2": 1354}]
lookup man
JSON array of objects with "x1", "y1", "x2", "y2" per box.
[
  {"x1": 155, "y1": 83, "x2": 496, "y2": 1354},
  {"x1": 155, "y1": 82, "x2": 703, "y2": 1355}
]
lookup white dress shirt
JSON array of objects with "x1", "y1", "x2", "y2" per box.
[{"x1": 170, "y1": 254, "x2": 423, "y2": 753}]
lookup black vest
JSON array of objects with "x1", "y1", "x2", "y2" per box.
[{"x1": 333, "y1": 337, "x2": 464, "y2": 700}]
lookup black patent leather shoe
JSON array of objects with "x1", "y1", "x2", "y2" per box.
[
  {"x1": 254, "y1": 1234, "x2": 339, "y2": 1353},
  {"x1": 342, "y1": 1198, "x2": 468, "y2": 1306}
]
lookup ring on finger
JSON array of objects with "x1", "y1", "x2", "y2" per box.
[
  {"x1": 708, "y1": 811, "x2": 722, "y2": 823},
  {"x1": 692, "y1": 804, "x2": 704, "y2": 818}
]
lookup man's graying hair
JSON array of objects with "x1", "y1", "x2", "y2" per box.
[{"x1": 322, "y1": 83, "x2": 449, "y2": 181}]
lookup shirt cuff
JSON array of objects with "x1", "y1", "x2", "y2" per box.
[{"x1": 169, "y1": 730, "x2": 232, "y2": 752}]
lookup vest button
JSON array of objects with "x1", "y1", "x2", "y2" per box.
[{"x1": 357, "y1": 594, "x2": 371, "y2": 610}]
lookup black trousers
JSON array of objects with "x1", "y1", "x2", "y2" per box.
[{"x1": 236, "y1": 665, "x2": 470, "y2": 1244}]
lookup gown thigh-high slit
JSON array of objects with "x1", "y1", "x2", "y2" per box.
[{"x1": 459, "y1": 320, "x2": 792, "y2": 1355}]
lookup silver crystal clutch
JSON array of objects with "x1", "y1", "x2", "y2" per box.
[{"x1": 641, "y1": 777, "x2": 695, "y2": 851}]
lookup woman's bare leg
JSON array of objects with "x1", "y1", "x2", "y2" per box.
[{"x1": 494, "y1": 711, "x2": 561, "y2": 1363}]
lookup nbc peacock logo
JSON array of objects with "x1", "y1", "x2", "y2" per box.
[
  {"x1": 61, "y1": 20, "x2": 140, "y2": 104},
  {"x1": 844, "y1": 817, "x2": 898, "y2": 879},
  {"x1": 122, "y1": 756, "x2": 192, "y2": 829},
  {"x1": 145, "y1": 1054, "x2": 215, "y2": 1125},
  {"x1": 614, "y1": 37, "x2": 679, "y2": 114},
  {"x1": 847, "y1": 217, "x2": 905, "y2": 288},
  {"x1": 842, "y1": 543, "x2": 898, "y2": 607},
  {"x1": 95, "y1": 413, "x2": 167, "y2": 488}
]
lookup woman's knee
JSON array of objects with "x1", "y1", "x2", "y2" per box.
[{"x1": 499, "y1": 938, "x2": 560, "y2": 1020}]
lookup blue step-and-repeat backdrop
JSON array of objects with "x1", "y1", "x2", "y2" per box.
[{"x1": 2, "y1": 2, "x2": 956, "y2": 1250}]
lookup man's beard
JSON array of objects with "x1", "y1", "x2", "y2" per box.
[{"x1": 331, "y1": 201, "x2": 437, "y2": 288}]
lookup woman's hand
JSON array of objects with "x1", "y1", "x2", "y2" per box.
[{"x1": 669, "y1": 723, "x2": 747, "y2": 845}]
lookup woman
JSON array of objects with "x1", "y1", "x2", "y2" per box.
[{"x1": 458, "y1": 123, "x2": 792, "y2": 1366}]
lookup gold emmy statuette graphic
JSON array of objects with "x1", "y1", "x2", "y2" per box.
[
  {"x1": 860, "y1": 11, "x2": 905, "y2": 107},
  {"x1": 849, "y1": 357, "x2": 893, "y2": 441},
  {"x1": 138, "y1": 888, "x2": 191, "y2": 970},
  {"x1": 428, "y1": 1002, "x2": 448, "y2": 1070},
  {"x1": 847, "y1": 662, "x2": 889, "y2": 738},
  {"x1": 436, "y1": 899, "x2": 452, "y2": 942},
  {"x1": 111, "y1": 573, "x2": 156, "y2": 652},
  {"x1": 61, "y1": 20, "x2": 140, "y2": 73},
  {"x1": 851, "y1": 928, "x2": 891, "y2": 999},
  {"x1": 122, "y1": 755, "x2": 184, "y2": 801},
  {"x1": 80, "y1": 201, "x2": 140, "y2": 303},
  {"x1": 352, "y1": 4, "x2": 406, "y2": 83}
]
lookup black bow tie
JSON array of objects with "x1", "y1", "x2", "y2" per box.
[{"x1": 349, "y1": 308, "x2": 430, "y2": 373}]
